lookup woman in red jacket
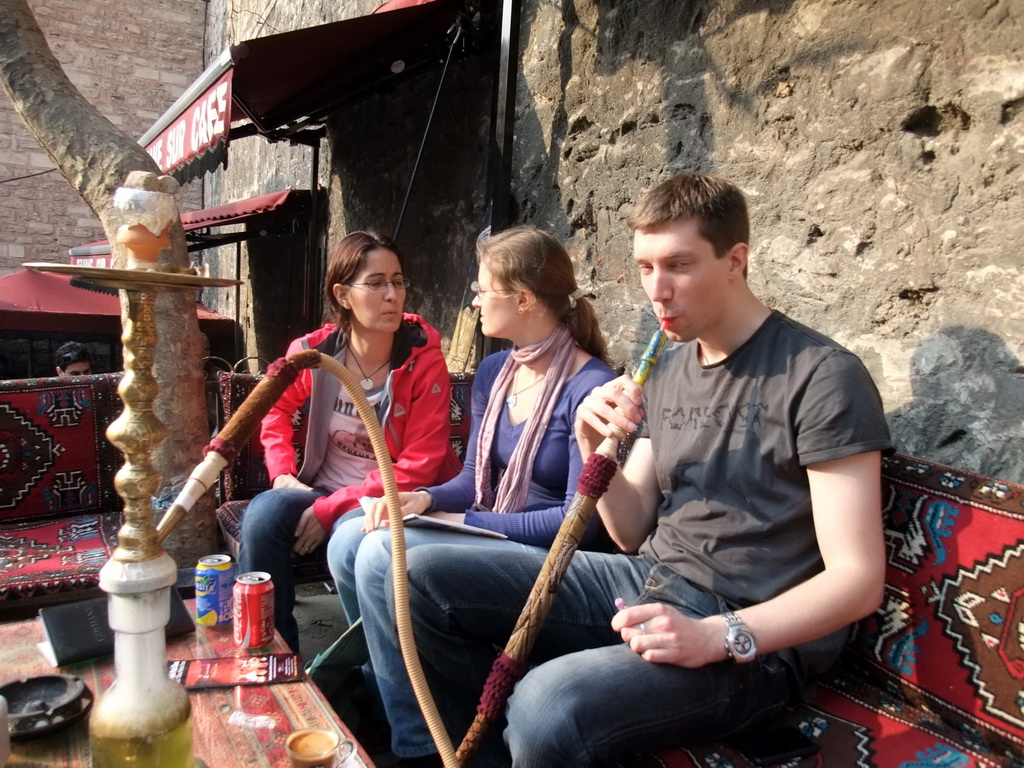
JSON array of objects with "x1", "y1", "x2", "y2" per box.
[{"x1": 239, "y1": 229, "x2": 459, "y2": 653}]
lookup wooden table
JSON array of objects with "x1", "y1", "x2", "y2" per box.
[{"x1": 1, "y1": 603, "x2": 374, "y2": 768}]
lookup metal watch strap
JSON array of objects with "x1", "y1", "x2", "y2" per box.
[{"x1": 723, "y1": 611, "x2": 740, "y2": 660}]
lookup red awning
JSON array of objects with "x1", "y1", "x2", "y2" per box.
[
  {"x1": 69, "y1": 189, "x2": 295, "y2": 260},
  {"x1": 0, "y1": 269, "x2": 235, "y2": 336},
  {"x1": 180, "y1": 189, "x2": 292, "y2": 229},
  {"x1": 139, "y1": 0, "x2": 461, "y2": 183}
]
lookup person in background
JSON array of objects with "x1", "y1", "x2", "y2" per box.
[
  {"x1": 331, "y1": 226, "x2": 615, "y2": 758},
  {"x1": 360, "y1": 174, "x2": 893, "y2": 767},
  {"x1": 55, "y1": 342, "x2": 92, "y2": 378},
  {"x1": 238, "y1": 229, "x2": 459, "y2": 654}
]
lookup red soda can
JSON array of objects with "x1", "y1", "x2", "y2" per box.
[{"x1": 233, "y1": 571, "x2": 275, "y2": 648}]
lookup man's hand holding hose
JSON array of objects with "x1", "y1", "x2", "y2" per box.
[{"x1": 575, "y1": 374, "x2": 645, "y2": 457}]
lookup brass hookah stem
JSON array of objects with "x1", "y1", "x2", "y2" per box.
[{"x1": 107, "y1": 288, "x2": 167, "y2": 561}]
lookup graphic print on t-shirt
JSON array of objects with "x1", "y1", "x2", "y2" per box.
[
  {"x1": 662, "y1": 401, "x2": 768, "y2": 435},
  {"x1": 311, "y1": 385, "x2": 383, "y2": 492},
  {"x1": 326, "y1": 428, "x2": 374, "y2": 460}
]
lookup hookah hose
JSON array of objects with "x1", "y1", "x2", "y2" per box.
[
  {"x1": 153, "y1": 349, "x2": 459, "y2": 767},
  {"x1": 455, "y1": 323, "x2": 668, "y2": 764},
  {"x1": 155, "y1": 349, "x2": 322, "y2": 542}
]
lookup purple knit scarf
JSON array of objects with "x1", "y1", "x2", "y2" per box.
[{"x1": 473, "y1": 324, "x2": 577, "y2": 514}]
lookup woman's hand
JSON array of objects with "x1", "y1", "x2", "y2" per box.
[
  {"x1": 361, "y1": 490, "x2": 433, "y2": 532},
  {"x1": 273, "y1": 473, "x2": 312, "y2": 491},
  {"x1": 611, "y1": 602, "x2": 726, "y2": 668},
  {"x1": 292, "y1": 507, "x2": 327, "y2": 555}
]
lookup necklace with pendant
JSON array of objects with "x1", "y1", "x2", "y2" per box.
[
  {"x1": 348, "y1": 348, "x2": 389, "y2": 390},
  {"x1": 505, "y1": 373, "x2": 546, "y2": 407}
]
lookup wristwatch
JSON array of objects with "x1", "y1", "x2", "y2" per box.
[{"x1": 723, "y1": 611, "x2": 757, "y2": 663}]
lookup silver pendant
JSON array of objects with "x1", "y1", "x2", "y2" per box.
[
  {"x1": 505, "y1": 394, "x2": 516, "y2": 408},
  {"x1": 360, "y1": 377, "x2": 374, "y2": 391}
]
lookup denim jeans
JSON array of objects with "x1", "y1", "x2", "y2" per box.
[
  {"x1": 328, "y1": 517, "x2": 544, "y2": 625},
  {"x1": 362, "y1": 546, "x2": 799, "y2": 767},
  {"x1": 326, "y1": 514, "x2": 370, "y2": 624}
]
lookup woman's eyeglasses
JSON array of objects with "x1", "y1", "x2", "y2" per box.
[
  {"x1": 346, "y1": 278, "x2": 411, "y2": 291},
  {"x1": 470, "y1": 280, "x2": 512, "y2": 297}
]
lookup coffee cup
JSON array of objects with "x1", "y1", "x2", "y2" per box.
[{"x1": 285, "y1": 728, "x2": 353, "y2": 768}]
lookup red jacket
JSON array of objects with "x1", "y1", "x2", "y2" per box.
[{"x1": 260, "y1": 313, "x2": 460, "y2": 529}]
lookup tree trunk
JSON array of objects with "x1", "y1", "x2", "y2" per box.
[{"x1": 0, "y1": 0, "x2": 217, "y2": 565}]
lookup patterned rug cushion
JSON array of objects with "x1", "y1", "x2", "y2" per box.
[
  {"x1": 218, "y1": 372, "x2": 308, "y2": 503},
  {"x1": 846, "y1": 453, "x2": 1024, "y2": 758},
  {"x1": 0, "y1": 513, "x2": 120, "y2": 600},
  {"x1": 0, "y1": 374, "x2": 124, "y2": 524},
  {"x1": 642, "y1": 670, "x2": 1020, "y2": 768},
  {"x1": 448, "y1": 372, "x2": 472, "y2": 464}
]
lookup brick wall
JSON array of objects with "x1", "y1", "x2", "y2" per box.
[{"x1": 0, "y1": 0, "x2": 206, "y2": 276}]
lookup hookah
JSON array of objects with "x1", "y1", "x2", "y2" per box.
[{"x1": 26, "y1": 171, "x2": 237, "y2": 767}]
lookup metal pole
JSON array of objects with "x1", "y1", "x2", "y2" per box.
[
  {"x1": 234, "y1": 241, "x2": 242, "y2": 364},
  {"x1": 309, "y1": 140, "x2": 322, "y2": 326},
  {"x1": 479, "y1": 0, "x2": 522, "y2": 361},
  {"x1": 487, "y1": 0, "x2": 521, "y2": 236}
]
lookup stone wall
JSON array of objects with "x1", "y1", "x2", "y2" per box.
[
  {"x1": 0, "y1": 0, "x2": 206, "y2": 275},
  {"x1": 505, "y1": 0, "x2": 1023, "y2": 479},
  {"x1": 199, "y1": 0, "x2": 1023, "y2": 480}
]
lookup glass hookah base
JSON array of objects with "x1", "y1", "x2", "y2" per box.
[{"x1": 90, "y1": 716, "x2": 194, "y2": 768}]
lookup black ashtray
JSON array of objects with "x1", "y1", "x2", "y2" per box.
[{"x1": 0, "y1": 674, "x2": 94, "y2": 739}]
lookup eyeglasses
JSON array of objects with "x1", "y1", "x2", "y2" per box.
[
  {"x1": 345, "y1": 278, "x2": 411, "y2": 292},
  {"x1": 470, "y1": 280, "x2": 512, "y2": 297}
]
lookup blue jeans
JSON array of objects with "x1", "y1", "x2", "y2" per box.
[
  {"x1": 238, "y1": 487, "x2": 360, "y2": 653},
  {"x1": 362, "y1": 546, "x2": 799, "y2": 767},
  {"x1": 326, "y1": 514, "x2": 371, "y2": 624},
  {"x1": 327, "y1": 517, "x2": 544, "y2": 625}
]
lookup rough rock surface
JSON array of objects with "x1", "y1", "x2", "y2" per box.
[
  {"x1": 507, "y1": 0, "x2": 1024, "y2": 479},
  {"x1": 207, "y1": 0, "x2": 1024, "y2": 480}
]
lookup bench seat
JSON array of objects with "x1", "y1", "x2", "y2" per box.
[{"x1": 0, "y1": 374, "x2": 125, "y2": 615}]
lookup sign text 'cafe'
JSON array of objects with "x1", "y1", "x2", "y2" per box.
[{"x1": 145, "y1": 73, "x2": 232, "y2": 175}]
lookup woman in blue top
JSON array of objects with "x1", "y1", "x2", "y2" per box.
[{"x1": 326, "y1": 226, "x2": 616, "y2": 623}]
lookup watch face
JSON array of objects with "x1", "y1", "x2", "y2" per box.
[{"x1": 732, "y1": 629, "x2": 755, "y2": 658}]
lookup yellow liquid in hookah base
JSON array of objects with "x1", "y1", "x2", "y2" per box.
[{"x1": 90, "y1": 715, "x2": 194, "y2": 768}]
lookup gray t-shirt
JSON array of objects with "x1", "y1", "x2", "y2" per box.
[{"x1": 638, "y1": 311, "x2": 892, "y2": 679}]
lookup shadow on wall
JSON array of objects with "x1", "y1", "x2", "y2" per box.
[
  {"x1": 508, "y1": 0, "x2": 809, "y2": 364},
  {"x1": 887, "y1": 326, "x2": 1024, "y2": 481}
]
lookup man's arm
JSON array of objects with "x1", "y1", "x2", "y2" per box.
[
  {"x1": 613, "y1": 450, "x2": 886, "y2": 667},
  {"x1": 575, "y1": 376, "x2": 662, "y2": 551}
]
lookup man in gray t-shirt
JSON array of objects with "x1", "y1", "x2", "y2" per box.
[
  {"x1": 359, "y1": 173, "x2": 893, "y2": 768},
  {"x1": 638, "y1": 309, "x2": 891, "y2": 683}
]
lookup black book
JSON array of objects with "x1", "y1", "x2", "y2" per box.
[{"x1": 37, "y1": 591, "x2": 196, "y2": 666}]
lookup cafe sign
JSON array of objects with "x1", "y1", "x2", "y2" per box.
[{"x1": 144, "y1": 71, "x2": 233, "y2": 179}]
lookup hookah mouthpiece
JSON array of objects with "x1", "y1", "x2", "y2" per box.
[{"x1": 632, "y1": 319, "x2": 669, "y2": 387}]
